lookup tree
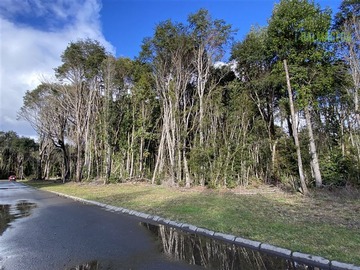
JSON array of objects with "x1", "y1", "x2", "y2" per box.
[
  {"x1": 19, "y1": 84, "x2": 49, "y2": 180},
  {"x1": 101, "y1": 56, "x2": 117, "y2": 183},
  {"x1": 188, "y1": 9, "x2": 234, "y2": 146},
  {"x1": 19, "y1": 83, "x2": 70, "y2": 181},
  {"x1": 268, "y1": 0, "x2": 332, "y2": 191},
  {"x1": 55, "y1": 39, "x2": 106, "y2": 182},
  {"x1": 335, "y1": 0, "x2": 360, "y2": 162},
  {"x1": 231, "y1": 26, "x2": 282, "y2": 182},
  {"x1": 142, "y1": 20, "x2": 195, "y2": 186}
]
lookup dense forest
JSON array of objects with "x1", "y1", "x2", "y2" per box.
[{"x1": 2, "y1": 0, "x2": 359, "y2": 193}]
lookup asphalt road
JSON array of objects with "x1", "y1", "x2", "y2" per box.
[{"x1": 0, "y1": 180, "x2": 202, "y2": 270}]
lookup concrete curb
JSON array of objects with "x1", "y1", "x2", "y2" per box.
[{"x1": 48, "y1": 190, "x2": 360, "y2": 270}]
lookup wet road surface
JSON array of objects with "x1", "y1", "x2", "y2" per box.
[{"x1": 0, "y1": 180, "x2": 202, "y2": 270}]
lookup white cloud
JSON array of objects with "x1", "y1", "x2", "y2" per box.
[{"x1": 0, "y1": 0, "x2": 115, "y2": 138}]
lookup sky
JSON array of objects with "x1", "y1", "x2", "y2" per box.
[{"x1": 0, "y1": 0, "x2": 342, "y2": 139}]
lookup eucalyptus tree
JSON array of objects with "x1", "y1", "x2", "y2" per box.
[
  {"x1": 268, "y1": 0, "x2": 332, "y2": 191},
  {"x1": 335, "y1": 0, "x2": 360, "y2": 162},
  {"x1": 19, "y1": 83, "x2": 70, "y2": 181},
  {"x1": 103, "y1": 57, "x2": 158, "y2": 182},
  {"x1": 141, "y1": 20, "x2": 195, "y2": 186},
  {"x1": 335, "y1": 0, "x2": 360, "y2": 122},
  {"x1": 128, "y1": 60, "x2": 158, "y2": 179},
  {"x1": 100, "y1": 55, "x2": 117, "y2": 183},
  {"x1": 93, "y1": 56, "x2": 139, "y2": 182},
  {"x1": 55, "y1": 39, "x2": 106, "y2": 182},
  {"x1": 188, "y1": 9, "x2": 234, "y2": 148},
  {"x1": 185, "y1": 10, "x2": 235, "y2": 186},
  {"x1": 231, "y1": 26, "x2": 282, "y2": 181},
  {"x1": 19, "y1": 84, "x2": 49, "y2": 180}
]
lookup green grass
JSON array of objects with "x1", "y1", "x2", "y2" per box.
[{"x1": 26, "y1": 180, "x2": 360, "y2": 265}]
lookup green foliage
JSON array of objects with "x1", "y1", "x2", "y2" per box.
[
  {"x1": 188, "y1": 8, "x2": 235, "y2": 61},
  {"x1": 268, "y1": 0, "x2": 331, "y2": 60},
  {"x1": 188, "y1": 146, "x2": 213, "y2": 184},
  {"x1": 0, "y1": 131, "x2": 38, "y2": 178},
  {"x1": 268, "y1": 0, "x2": 333, "y2": 105},
  {"x1": 320, "y1": 152, "x2": 360, "y2": 187},
  {"x1": 55, "y1": 39, "x2": 106, "y2": 81}
]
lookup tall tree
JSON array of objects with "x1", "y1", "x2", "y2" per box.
[
  {"x1": 101, "y1": 55, "x2": 117, "y2": 183},
  {"x1": 188, "y1": 9, "x2": 234, "y2": 147},
  {"x1": 231, "y1": 26, "x2": 282, "y2": 182},
  {"x1": 142, "y1": 20, "x2": 195, "y2": 185},
  {"x1": 268, "y1": 0, "x2": 332, "y2": 191},
  {"x1": 19, "y1": 83, "x2": 70, "y2": 182},
  {"x1": 55, "y1": 39, "x2": 106, "y2": 182},
  {"x1": 335, "y1": 0, "x2": 360, "y2": 161}
]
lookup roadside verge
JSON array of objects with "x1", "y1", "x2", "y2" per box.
[{"x1": 46, "y1": 189, "x2": 360, "y2": 270}]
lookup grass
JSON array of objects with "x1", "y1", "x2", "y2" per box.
[{"x1": 26, "y1": 180, "x2": 360, "y2": 265}]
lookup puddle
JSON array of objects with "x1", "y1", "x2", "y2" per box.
[
  {"x1": 141, "y1": 222, "x2": 324, "y2": 270},
  {"x1": 67, "y1": 260, "x2": 101, "y2": 270},
  {"x1": 0, "y1": 200, "x2": 37, "y2": 236},
  {"x1": 66, "y1": 260, "x2": 129, "y2": 270}
]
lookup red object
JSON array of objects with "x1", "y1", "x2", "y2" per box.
[{"x1": 8, "y1": 175, "x2": 16, "y2": 181}]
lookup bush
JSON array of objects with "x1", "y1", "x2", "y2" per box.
[{"x1": 321, "y1": 153, "x2": 360, "y2": 187}]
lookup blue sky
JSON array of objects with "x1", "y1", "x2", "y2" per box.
[
  {"x1": 0, "y1": 0, "x2": 342, "y2": 138},
  {"x1": 102, "y1": 0, "x2": 341, "y2": 59},
  {"x1": 100, "y1": 0, "x2": 276, "y2": 59}
]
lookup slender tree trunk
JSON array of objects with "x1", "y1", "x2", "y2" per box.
[
  {"x1": 44, "y1": 158, "x2": 50, "y2": 180},
  {"x1": 76, "y1": 147, "x2": 82, "y2": 182},
  {"x1": 129, "y1": 120, "x2": 135, "y2": 178},
  {"x1": 75, "y1": 133, "x2": 84, "y2": 182},
  {"x1": 38, "y1": 150, "x2": 43, "y2": 180},
  {"x1": 104, "y1": 143, "x2": 112, "y2": 184},
  {"x1": 304, "y1": 105, "x2": 322, "y2": 187},
  {"x1": 283, "y1": 59, "x2": 308, "y2": 194},
  {"x1": 59, "y1": 140, "x2": 70, "y2": 183},
  {"x1": 199, "y1": 93, "x2": 204, "y2": 145},
  {"x1": 152, "y1": 128, "x2": 165, "y2": 184},
  {"x1": 139, "y1": 136, "x2": 144, "y2": 177},
  {"x1": 183, "y1": 147, "x2": 191, "y2": 188},
  {"x1": 86, "y1": 138, "x2": 92, "y2": 181},
  {"x1": 271, "y1": 139, "x2": 278, "y2": 179}
]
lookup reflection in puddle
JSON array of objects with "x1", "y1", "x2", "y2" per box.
[
  {"x1": 66, "y1": 260, "x2": 123, "y2": 270},
  {"x1": 141, "y1": 222, "x2": 322, "y2": 270},
  {"x1": 0, "y1": 200, "x2": 37, "y2": 235},
  {"x1": 67, "y1": 260, "x2": 100, "y2": 270}
]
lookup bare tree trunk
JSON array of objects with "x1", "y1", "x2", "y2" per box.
[
  {"x1": 271, "y1": 139, "x2": 278, "y2": 178},
  {"x1": 195, "y1": 48, "x2": 207, "y2": 147},
  {"x1": 58, "y1": 140, "x2": 70, "y2": 183},
  {"x1": 105, "y1": 144, "x2": 112, "y2": 183},
  {"x1": 283, "y1": 59, "x2": 308, "y2": 194},
  {"x1": 126, "y1": 132, "x2": 131, "y2": 175},
  {"x1": 75, "y1": 141, "x2": 83, "y2": 182},
  {"x1": 152, "y1": 128, "x2": 166, "y2": 184},
  {"x1": 183, "y1": 146, "x2": 191, "y2": 188},
  {"x1": 37, "y1": 137, "x2": 44, "y2": 180},
  {"x1": 38, "y1": 146, "x2": 44, "y2": 180},
  {"x1": 86, "y1": 138, "x2": 92, "y2": 181},
  {"x1": 139, "y1": 136, "x2": 144, "y2": 178},
  {"x1": 129, "y1": 121, "x2": 135, "y2": 178},
  {"x1": 304, "y1": 105, "x2": 322, "y2": 187},
  {"x1": 345, "y1": 16, "x2": 360, "y2": 126},
  {"x1": 44, "y1": 158, "x2": 51, "y2": 180}
]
